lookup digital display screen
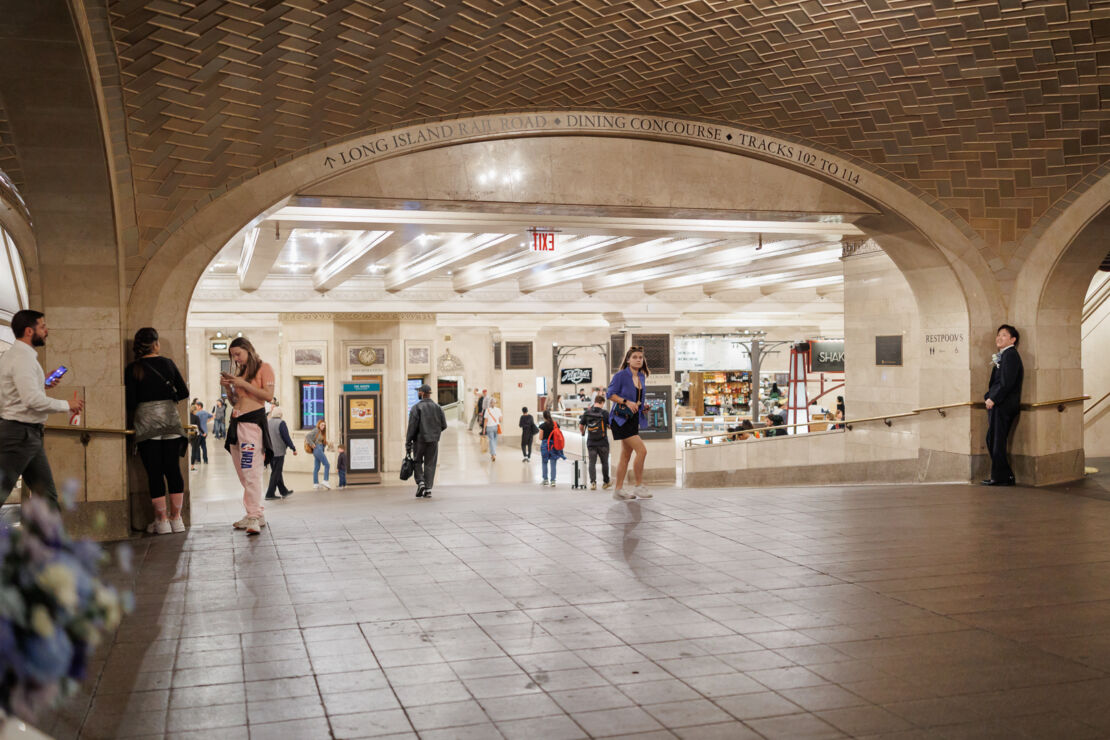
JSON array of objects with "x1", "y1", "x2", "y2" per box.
[{"x1": 299, "y1": 380, "x2": 324, "y2": 430}]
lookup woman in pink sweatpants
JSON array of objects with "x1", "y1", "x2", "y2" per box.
[{"x1": 220, "y1": 337, "x2": 276, "y2": 536}]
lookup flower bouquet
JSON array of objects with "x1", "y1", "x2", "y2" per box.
[{"x1": 0, "y1": 499, "x2": 132, "y2": 724}]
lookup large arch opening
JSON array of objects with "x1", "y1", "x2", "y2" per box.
[{"x1": 130, "y1": 112, "x2": 995, "y2": 488}]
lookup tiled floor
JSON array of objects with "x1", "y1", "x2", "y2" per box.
[{"x1": 33, "y1": 449, "x2": 1110, "y2": 739}]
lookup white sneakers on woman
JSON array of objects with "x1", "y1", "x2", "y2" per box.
[
  {"x1": 612, "y1": 484, "x2": 652, "y2": 501},
  {"x1": 314, "y1": 481, "x2": 331, "y2": 490},
  {"x1": 146, "y1": 519, "x2": 172, "y2": 534}
]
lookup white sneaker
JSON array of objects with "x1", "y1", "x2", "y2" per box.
[
  {"x1": 169, "y1": 516, "x2": 186, "y2": 533},
  {"x1": 541, "y1": 480, "x2": 549, "y2": 486},
  {"x1": 612, "y1": 488, "x2": 633, "y2": 501},
  {"x1": 245, "y1": 517, "x2": 262, "y2": 535},
  {"x1": 319, "y1": 481, "x2": 331, "y2": 490},
  {"x1": 633, "y1": 485, "x2": 653, "y2": 499},
  {"x1": 146, "y1": 518, "x2": 171, "y2": 535},
  {"x1": 233, "y1": 515, "x2": 266, "y2": 530},
  {"x1": 590, "y1": 482, "x2": 597, "y2": 490},
  {"x1": 549, "y1": 482, "x2": 556, "y2": 488}
]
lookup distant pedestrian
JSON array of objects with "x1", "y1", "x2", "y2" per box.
[
  {"x1": 519, "y1": 406, "x2": 537, "y2": 461},
  {"x1": 336, "y1": 444, "x2": 347, "y2": 487},
  {"x1": 578, "y1": 395, "x2": 611, "y2": 490},
  {"x1": 212, "y1": 398, "x2": 227, "y2": 438},
  {"x1": 265, "y1": 405, "x2": 296, "y2": 500},
  {"x1": 190, "y1": 401, "x2": 211, "y2": 469},
  {"x1": 220, "y1": 336, "x2": 275, "y2": 536},
  {"x1": 468, "y1": 389, "x2": 483, "y2": 432},
  {"x1": 538, "y1": 410, "x2": 565, "y2": 487},
  {"x1": 124, "y1": 327, "x2": 189, "y2": 534},
  {"x1": 483, "y1": 400, "x2": 503, "y2": 461},
  {"x1": 607, "y1": 346, "x2": 651, "y2": 500},
  {"x1": 407, "y1": 383, "x2": 447, "y2": 498},
  {"x1": 306, "y1": 420, "x2": 331, "y2": 490}
]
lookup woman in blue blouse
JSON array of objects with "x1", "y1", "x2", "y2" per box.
[{"x1": 606, "y1": 346, "x2": 652, "y2": 500}]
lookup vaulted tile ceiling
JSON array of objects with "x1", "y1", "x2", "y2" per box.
[{"x1": 4, "y1": 1, "x2": 1110, "y2": 259}]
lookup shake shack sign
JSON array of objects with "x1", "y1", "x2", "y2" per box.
[
  {"x1": 560, "y1": 368, "x2": 593, "y2": 384},
  {"x1": 810, "y1": 341, "x2": 845, "y2": 373}
]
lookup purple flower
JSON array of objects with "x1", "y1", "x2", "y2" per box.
[{"x1": 21, "y1": 627, "x2": 74, "y2": 685}]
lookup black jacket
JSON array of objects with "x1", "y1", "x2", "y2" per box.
[
  {"x1": 406, "y1": 397, "x2": 448, "y2": 445},
  {"x1": 985, "y1": 346, "x2": 1023, "y2": 414}
]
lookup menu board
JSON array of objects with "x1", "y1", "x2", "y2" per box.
[
  {"x1": 640, "y1": 385, "x2": 672, "y2": 440},
  {"x1": 349, "y1": 398, "x2": 375, "y2": 430}
]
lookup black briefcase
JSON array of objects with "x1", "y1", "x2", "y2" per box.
[{"x1": 399, "y1": 453, "x2": 414, "y2": 481}]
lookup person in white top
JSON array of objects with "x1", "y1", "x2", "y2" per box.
[
  {"x1": 483, "y1": 401, "x2": 503, "y2": 461},
  {"x1": 0, "y1": 310, "x2": 85, "y2": 509}
]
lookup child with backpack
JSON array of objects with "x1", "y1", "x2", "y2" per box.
[
  {"x1": 578, "y1": 395, "x2": 611, "y2": 490},
  {"x1": 538, "y1": 409, "x2": 565, "y2": 487}
]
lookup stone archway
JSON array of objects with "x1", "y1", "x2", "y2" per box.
[
  {"x1": 129, "y1": 110, "x2": 999, "y2": 480},
  {"x1": 1011, "y1": 166, "x2": 1110, "y2": 483}
]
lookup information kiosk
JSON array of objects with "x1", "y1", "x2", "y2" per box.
[{"x1": 341, "y1": 381, "x2": 382, "y2": 485}]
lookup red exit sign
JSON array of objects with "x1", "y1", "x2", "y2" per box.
[{"x1": 529, "y1": 227, "x2": 559, "y2": 252}]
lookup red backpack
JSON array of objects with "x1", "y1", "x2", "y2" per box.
[{"x1": 549, "y1": 422, "x2": 565, "y2": 451}]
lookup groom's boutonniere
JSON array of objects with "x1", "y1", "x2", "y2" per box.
[{"x1": 991, "y1": 352, "x2": 1001, "y2": 368}]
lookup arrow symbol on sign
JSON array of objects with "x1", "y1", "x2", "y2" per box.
[{"x1": 324, "y1": 155, "x2": 336, "y2": 169}]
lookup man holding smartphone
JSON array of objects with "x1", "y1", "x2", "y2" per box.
[{"x1": 0, "y1": 310, "x2": 84, "y2": 509}]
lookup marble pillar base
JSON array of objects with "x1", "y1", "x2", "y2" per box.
[
  {"x1": 61, "y1": 500, "x2": 130, "y2": 541},
  {"x1": 1012, "y1": 448, "x2": 1086, "y2": 486},
  {"x1": 684, "y1": 457, "x2": 920, "y2": 488}
]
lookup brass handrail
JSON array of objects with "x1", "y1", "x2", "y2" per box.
[
  {"x1": 1086, "y1": 391, "x2": 1110, "y2": 416},
  {"x1": 1024, "y1": 395, "x2": 1089, "y2": 410},
  {"x1": 683, "y1": 412, "x2": 914, "y2": 448},
  {"x1": 683, "y1": 395, "x2": 1094, "y2": 450},
  {"x1": 46, "y1": 425, "x2": 133, "y2": 435},
  {"x1": 911, "y1": 401, "x2": 973, "y2": 417}
]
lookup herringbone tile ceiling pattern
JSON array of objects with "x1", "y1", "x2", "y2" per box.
[{"x1": 32, "y1": 1, "x2": 1110, "y2": 255}]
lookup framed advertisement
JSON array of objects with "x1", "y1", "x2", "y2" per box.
[{"x1": 640, "y1": 385, "x2": 672, "y2": 440}]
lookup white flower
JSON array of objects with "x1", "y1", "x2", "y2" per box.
[
  {"x1": 30, "y1": 604, "x2": 55, "y2": 638},
  {"x1": 36, "y1": 563, "x2": 78, "y2": 612},
  {"x1": 991, "y1": 352, "x2": 1000, "y2": 368},
  {"x1": 95, "y1": 586, "x2": 122, "y2": 630}
]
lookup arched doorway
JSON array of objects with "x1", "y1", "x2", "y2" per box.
[{"x1": 132, "y1": 111, "x2": 998, "y2": 484}]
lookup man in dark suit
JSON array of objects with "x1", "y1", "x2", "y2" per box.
[
  {"x1": 982, "y1": 324, "x2": 1023, "y2": 486},
  {"x1": 406, "y1": 384, "x2": 448, "y2": 498}
]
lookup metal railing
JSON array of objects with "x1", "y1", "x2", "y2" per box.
[
  {"x1": 1086, "y1": 390, "x2": 1110, "y2": 417},
  {"x1": 684, "y1": 395, "x2": 1090, "y2": 449}
]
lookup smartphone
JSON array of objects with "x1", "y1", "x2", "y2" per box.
[{"x1": 45, "y1": 365, "x2": 68, "y2": 386}]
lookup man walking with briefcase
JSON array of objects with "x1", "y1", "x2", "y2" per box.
[{"x1": 406, "y1": 383, "x2": 447, "y2": 498}]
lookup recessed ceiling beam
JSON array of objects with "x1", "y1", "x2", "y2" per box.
[
  {"x1": 313, "y1": 231, "x2": 407, "y2": 291},
  {"x1": 384, "y1": 233, "x2": 514, "y2": 292}
]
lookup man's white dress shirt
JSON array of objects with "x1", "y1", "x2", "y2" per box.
[{"x1": 0, "y1": 341, "x2": 70, "y2": 424}]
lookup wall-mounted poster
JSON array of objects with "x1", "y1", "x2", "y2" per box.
[
  {"x1": 294, "y1": 348, "x2": 323, "y2": 366},
  {"x1": 349, "y1": 398, "x2": 376, "y2": 430},
  {"x1": 640, "y1": 385, "x2": 672, "y2": 440},
  {"x1": 349, "y1": 437, "x2": 376, "y2": 470},
  {"x1": 408, "y1": 346, "x2": 429, "y2": 366},
  {"x1": 875, "y1": 335, "x2": 903, "y2": 366}
]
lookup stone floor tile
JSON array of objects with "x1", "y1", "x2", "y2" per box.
[
  {"x1": 463, "y1": 672, "x2": 542, "y2": 699},
  {"x1": 406, "y1": 698, "x2": 490, "y2": 731},
  {"x1": 682, "y1": 671, "x2": 766, "y2": 698},
  {"x1": 571, "y1": 705, "x2": 666, "y2": 737},
  {"x1": 322, "y1": 687, "x2": 402, "y2": 715},
  {"x1": 328, "y1": 709, "x2": 414, "y2": 739},
  {"x1": 243, "y1": 658, "x2": 313, "y2": 682},
  {"x1": 244, "y1": 676, "x2": 319, "y2": 703},
  {"x1": 815, "y1": 705, "x2": 914, "y2": 736},
  {"x1": 478, "y1": 692, "x2": 564, "y2": 722},
  {"x1": 394, "y1": 679, "x2": 473, "y2": 706},
  {"x1": 747, "y1": 665, "x2": 830, "y2": 690},
  {"x1": 643, "y1": 698, "x2": 734, "y2": 728},
  {"x1": 672, "y1": 721, "x2": 764, "y2": 739},
  {"x1": 317, "y1": 669, "x2": 391, "y2": 694},
  {"x1": 496, "y1": 714, "x2": 588, "y2": 740},
  {"x1": 166, "y1": 703, "x2": 246, "y2": 733},
  {"x1": 549, "y1": 685, "x2": 637, "y2": 714},
  {"x1": 618, "y1": 678, "x2": 701, "y2": 705},
  {"x1": 713, "y1": 691, "x2": 804, "y2": 720},
  {"x1": 746, "y1": 712, "x2": 848, "y2": 739},
  {"x1": 246, "y1": 694, "x2": 326, "y2": 725},
  {"x1": 779, "y1": 684, "x2": 869, "y2": 712},
  {"x1": 248, "y1": 716, "x2": 332, "y2": 740}
]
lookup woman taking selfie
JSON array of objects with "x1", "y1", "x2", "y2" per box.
[
  {"x1": 220, "y1": 336, "x2": 275, "y2": 535},
  {"x1": 607, "y1": 345, "x2": 652, "y2": 501}
]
